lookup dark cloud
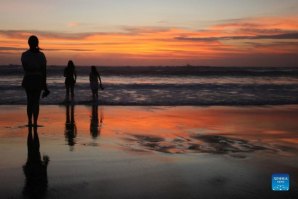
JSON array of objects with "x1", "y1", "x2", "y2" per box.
[
  {"x1": 0, "y1": 26, "x2": 171, "y2": 40},
  {"x1": 175, "y1": 32, "x2": 298, "y2": 42},
  {"x1": 0, "y1": 30, "x2": 100, "y2": 40},
  {"x1": 0, "y1": 47, "x2": 26, "y2": 51},
  {"x1": 238, "y1": 28, "x2": 288, "y2": 35},
  {"x1": 0, "y1": 46, "x2": 93, "y2": 52},
  {"x1": 245, "y1": 41, "x2": 298, "y2": 48},
  {"x1": 45, "y1": 48, "x2": 93, "y2": 52},
  {"x1": 213, "y1": 17, "x2": 254, "y2": 24},
  {"x1": 121, "y1": 26, "x2": 170, "y2": 34}
]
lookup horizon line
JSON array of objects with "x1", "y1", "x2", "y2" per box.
[{"x1": 1, "y1": 64, "x2": 298, "y2": 68}]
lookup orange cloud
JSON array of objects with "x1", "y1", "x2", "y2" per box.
[{"x1": 0, "y1": 16, "x2": 298, "y2": 66}]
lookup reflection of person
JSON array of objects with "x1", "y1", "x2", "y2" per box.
[
  {"x1": 65, "y1": 103, "x2": 77, "y2": 150},
  {"x1": 90, "y1": 104, "x2": 103, "y2": 139},
  {"x1": 23, "y1": 126, "x2": 49, "y2": 198},
  {"x1": 64, "y1": 60, "x2": 77, "y2": 102},
  {"x1": 89, "y1": 66, "x2": 104, "y2": 102},
  {"x1": 21, "y1": 35, "x2": 49, "y2": 127}
]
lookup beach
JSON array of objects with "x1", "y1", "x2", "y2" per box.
[
  {"x1": 2, "y1": 0, "x2": 298, "y2": 198},
  {"x1": 0, "y1": 105, "x2": 297, "y2": 198}
]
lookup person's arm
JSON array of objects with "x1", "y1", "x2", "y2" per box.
[
  {"x1": 41, "y1": 56, "x2": 50, "y2": 98},
  {"x1": 42, "y1": 53, "x2": 48, "y2": 91},
  {"x1": 21, "y1": 53, "x2": 27, "y2": 87},
  {"x1": 21, "y1": 53, "x2": 27, "y2": 72},
  {"x1": 97, "y1": 73, "x2": 104, "y2": 90},
  {"x1": 74, "y1": 70, "x2": 77, "y2": 83}
]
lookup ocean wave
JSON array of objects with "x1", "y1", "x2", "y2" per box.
[
  {"x1": 0, "y1": 82, "x2": 297, "y2": 105},
  {"x1": 1, "y1": 67, "x2": 297, "y2": 105},
  {"x1": 1, "y1": 66, "x2": 298, "y2": 77}
]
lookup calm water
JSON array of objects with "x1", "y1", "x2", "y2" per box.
[{"x1": 0, "y1": 66, "x2": 298, "y2": 105}]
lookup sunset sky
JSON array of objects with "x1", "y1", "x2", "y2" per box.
[{"x1": 0, "y1": 0, "x2": 298, "y2": 66}]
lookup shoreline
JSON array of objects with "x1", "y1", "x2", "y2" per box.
[{"x1": 1, "y1": 102, "x2": 298, "y2": 106}]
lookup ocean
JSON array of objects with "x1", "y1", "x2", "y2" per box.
[{"x1": 0, "y1": 66, "x2": 298, "y2": 105}]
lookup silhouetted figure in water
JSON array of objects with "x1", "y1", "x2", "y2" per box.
[
  {"x1": 23, "y1": 126, "x2": 49, "y2": 199},
  {"x1": 64, "y1": 60, "x2": 77, "y2": 102},
  {"x1": 21, "y1": 35, "x2": 49, "y2": 127},
  {"x1": 90, "y1": 103, "x2": 103, "y2": 139},
  {"x1": 89, "y1": 66, "x2": 104, "y2": 102},
  {"x1": 65, "y1": 103, "x2": 77, "y2": 151}
]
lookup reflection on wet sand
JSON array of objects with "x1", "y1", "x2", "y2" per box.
[
  {"x1": 0, "y1": 105, "x2": 296, "y2": 199},
  {"x1": 65, "y1": 104, "x2": 77, "y2": 151},
  {"x1": 23, "y1": 126, "x2": 49, "y2": 198},
  {"x1": 124, "y1": 133, "x2": 273, "y2": 158},
  {"x1": 90, "y1": 103, "x2": 103, "y2": 139}
]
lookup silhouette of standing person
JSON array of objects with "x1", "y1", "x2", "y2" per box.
[
  {"x1": 89, "y1": 66, "x2": 104, "y2": 102},
  {"x1": 23, "y1": 126, "x2": 49, "y2": 198},
  {"x1": 64, "y1": 60, "x2": 77, "y2": 102},
  {"x1": 65, "y1": 103, "x2": 77, "y2": 151},
  {"x1": 21, "y1": 35, "x2": 49, "y2": 127}
]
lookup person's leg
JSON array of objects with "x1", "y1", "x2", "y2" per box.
[
  {"x1": 26, "y1": 89, "x2": 33, "y2": 126},
  {"x1": 32, "y1": 90, "x2": 41, "y2": 126},
  {"x1": 70, "y1": 85, "x2": 74, "y2": 100},
  {"x1": 66, "y1": 85, "x2": 70, "y2": 101},
  {"x1": 95, "y1": 89, "x2": 99, "y2": 100},
  {"x1": 92, "y1": 89, "x2": 96, "y2": 101}
]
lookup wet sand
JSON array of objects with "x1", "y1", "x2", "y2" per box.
[{"x1": 0, "y1": 105, "x2": 298, "y2": 198}]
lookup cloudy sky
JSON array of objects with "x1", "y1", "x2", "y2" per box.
[{"x1": 0, "y1": 0, "x2": 298, "y2": 66}]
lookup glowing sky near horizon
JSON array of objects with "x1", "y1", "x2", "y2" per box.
[{"x1": 0, "y1": 0, "x2": 298, "y2": 66}]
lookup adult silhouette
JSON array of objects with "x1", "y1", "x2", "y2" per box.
[
  {"x1": 21, "y1": 35, "x2": 49, "y2": 127},
  {"x1": 64, "y1": 60, "x2": 77, "y2": 102},
  {"x1": 65, "y1": 103, "x2": 77, "y2": 151},
  {"x1": 23, "y1": 126, "x2": 49, "y2": 198}
]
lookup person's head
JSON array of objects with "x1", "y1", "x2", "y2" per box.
[
  {"x1": 28, "y1": 35, "x2": 40, "y2": 52},
  {"x1": 67, "y1": 60, "x2": 75, "y2": 69},
  {"x1": 91, "y1": 66, "x2": 97, "y2": 73}
]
